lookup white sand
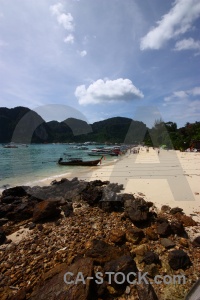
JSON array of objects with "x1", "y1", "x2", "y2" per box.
[{"x1": 77, "y1": 147, "x2": 200, "y2": 222}]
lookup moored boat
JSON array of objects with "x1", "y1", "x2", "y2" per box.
[
  {"x1": 3, "y1": 143, "x2": 18, "y2": 148},
  {"x1": 57, "y1": 156, "x2": 103, "y2": 166}
]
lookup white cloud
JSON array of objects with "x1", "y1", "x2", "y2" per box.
[
  {"x1": 189, "y1": 87, "x2": 200, "y2": 96},
  {"x1": 64, "y1": 34, "x2": 74, "y2": 44},
  {"x1": 78, "y1": 50, "x2": 87, "y2": 57},
  {"x1": 75, "y1": 78, "x2": 144, "y2": 105},
  {"x1": 174, "y1": 38, "x2": 200, "y2": 52},
  {"x1": 50, "y1": 3, "x2": 74, "y2": 31},
  {"x1": 164, "y1": 87, "x2": 200, "y2": 103},
  {"x1": 140, "y1": 0, "x2": 200, "y2": 50}
]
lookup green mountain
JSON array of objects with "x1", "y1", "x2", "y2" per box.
[
  {"x1": 0, "y1": 106, "x2": 52, "y2": 143},
  {"x1": 0, "y1": 107, "x2": 147, "y2": 144},
  {"x1": 2, "y1": 106, "x2": 199, "y2": 148}
]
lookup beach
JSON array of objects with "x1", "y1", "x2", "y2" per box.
[
  {"x1": 1, "y1": 145, "x2": 199, "y2": 220},
  {"x1": 38, "y1": 147, "x2": 200, "y2": 222},
  {"x1": 1, "y1": 146, "x2": 200, "y2": 299}
]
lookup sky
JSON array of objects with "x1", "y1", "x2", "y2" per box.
[{"x1": 0, "y1": 0, "x2": 200, "y2": 128}]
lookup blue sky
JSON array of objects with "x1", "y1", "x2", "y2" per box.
[{"x1": 0, "y1": 0, "x2": 200, "y2": 127}]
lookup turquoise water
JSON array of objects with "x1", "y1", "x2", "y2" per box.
[{"x1": 0, "y1": 144, "x2": 111, "y2": 192}]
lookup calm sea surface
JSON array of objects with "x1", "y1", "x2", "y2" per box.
[{"x1": 0, "y1": 144, "x2": 112, "y2": 192}]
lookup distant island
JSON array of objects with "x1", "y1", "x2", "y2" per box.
[{"x1": 0, "y1": 106, "x2": 200, "y2": 150}]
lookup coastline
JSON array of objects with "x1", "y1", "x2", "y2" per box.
[
  {"x1": 42, "y1": 147, "x2": 200, "y2": 222},
  {"x1": 1, "y1": 147, "x2": 200, "y2": 221}
]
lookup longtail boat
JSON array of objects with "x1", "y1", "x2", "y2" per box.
[{"x1": 57, "y1": 156, "x2": 103, "y2": 166}]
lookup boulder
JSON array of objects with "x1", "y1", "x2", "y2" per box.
[
  {"x1": 100, "y1": 188, "x2": 123, "y2": 212},
  {"x1": 170, "y1": 220, "x2": 186, "y2": 236},
  {"x1": 2, "y1": 186, "x2": 27, "y2": 198},
  {"x1": 170, "y1": 207, "x2": 183, "y2": 214},
  {"x1": 6, "y1": 201, "x2": 35, "y2": 222},
  {"x1": 124, "y1": 198, "x2": 150, "y2": 224},
  {"x1": 84, "y1": 239, "x2": 123, "y2": 264},
  {"x1": 156, "y1": 219, "x2": 172, "y2": 237},
  {"x1": 143, "y1": 251, "x2": 160, "y2": 265},
  {"x1": 193, "y1": 236, "x2": 200, "y2": 247},
  {"x1": 109, "y1": 229, "x2": 126, "y2": 244},
  {"x1": 81, "y1": 185, "x2": 102, "y2": 205},
  {"x1": 31, "y1": 258, "x2": 94, "y2": 300},
  {"x1": 1, "y1": 196, "x2": 21, "y2": 204},
  {"x1": 168, "y1": 250, "x2": 191, "y2": 270},
  {"x1": 32, "y1": 200, "x2": 61, "y2": 222},
  {"x1": 161, "y1": 205, "x2": 171, "y2": 213},
  {"x1": 104, "y1": 255, "x2": 138, "y2": 290}
]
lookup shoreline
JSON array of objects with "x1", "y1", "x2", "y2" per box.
[{"x1": 1, "y1": 147, "x2": 200, "y2": 222}]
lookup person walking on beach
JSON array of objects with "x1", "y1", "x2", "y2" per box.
[{"x1": 158, "y1": 149, "x2": 160, "y2": 155}]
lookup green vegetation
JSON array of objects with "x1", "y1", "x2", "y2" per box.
[
  {"x1": 0, "y1": 107, "x2": 199, "y2": 149},
  {"x1": 143, "y1": 120, "x2": 200, "y2": 150}
]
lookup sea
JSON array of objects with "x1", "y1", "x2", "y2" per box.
[{"x1": 0, "y1": 144, "x2": 115, "y2": 193}]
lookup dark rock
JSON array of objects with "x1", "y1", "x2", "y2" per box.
[
  {"x1": 84, "y1": 239, "x2": 123, "y2": 264},
  {"x1": 31, "y1": 258, "x2": 94, "y2": 300},
  {"x1": 156, "y1": 217, "x2": 168, "y2": 223},
  {"x1": 0, "y1": 227, "x2": 6, "y2": 245},
  {"x1": 1, "y1": 196, "x2": 21, "y2": 204},
  {"x1": 168, "y1": 250, "x2": 191, "y2": 270},
  {"x1": 0, "y1": 204, "x2": 14, "y2": 218},
  {"x1": 0, "y1": 218, "x2": 9, "y2": 226},
  {"x1": 146, "y1": 201, "x2": 154, "y2": 208},
  {"x1": 170, "y1": 220, "x2": 186, "y2": 236},
  {"x1": 106, "y1": 182, "x2": 124, "y2": 193},
  {"x1": 90, "y1": 180, "x2": 110, "y2": 187},
  {"x1": 6, "y1": 201, "x2": 35, "y2": 222},
  {"x1": 109, "y1": 229, "x2": 126, "y2": 244},
  {"x1": 62, "y1": 203, "x2": 73, "y2": 217},
  {"x1": 32, "y1": 200, "x2": 61, "y2": 222},
  {"x1": 51, "y1": 178, "x2": 70, "y2": 185},
  {"x1": 136, "y1": 279, "x2": 159, "y2": 300},
  {"x1": 29, "y1": 222, "x2": 36, "y2": 230},
  {"x1": 193, "y1": 236, "x2": 200, "y2": 247},
  {"x1": 2, "y1": 186, "x2": 27, "y2": 198},
  {"x1": 143, "y1": 251, "x2": 160, "y2": 265},
  {"x1": 104, "y1": 255, "x2": 138, "y2": 290},
  {"x1": 100, "y1": 188, "x2": 123, "y2": 212},
  {"x1": 170, "y1": 207, "x2": 183, "y2": 214},
  {"x1": 126, "y1": 227, "x2": 145, "y2": 244},
  {"x1": 156, "y1": 219, "x2": 172, "y2": 237},
  {"x1": 161, "y1": 238, "x2": 175, "y2": 249},
  {"x1": 124, "y1": 198, "x2": 150, "y2": 224},
  {"x1": 161, "y1": 205, "x2": 171, "y2": 213},
  {"x1": 81, "y1": 185, "x2": 102, "y2": 205}
]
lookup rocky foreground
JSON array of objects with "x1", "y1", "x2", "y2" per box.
[{"x1": 0, "y1": 178, "x2": 200, "y2": 300}]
